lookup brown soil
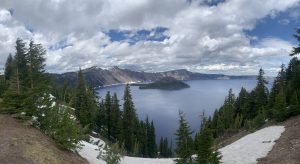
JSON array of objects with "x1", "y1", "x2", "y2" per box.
[
  {"x1": 257, "y1": 115, "x2": 300, "y2": 164},
  {"x1": 0, "y1": 114, "x2": 88, "y2": 164}
]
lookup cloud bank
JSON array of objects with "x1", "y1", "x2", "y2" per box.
[{"x1": 0, "y1": 0, "x2": 299, "y2": 75}]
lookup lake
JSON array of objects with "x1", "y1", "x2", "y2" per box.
[{"x1": 97, "y1": 79, "x2": 261, "y2": 142}]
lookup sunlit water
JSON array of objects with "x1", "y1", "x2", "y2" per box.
[{"x1": 97, "y1": 79, "x2": 265, "y2": 142}]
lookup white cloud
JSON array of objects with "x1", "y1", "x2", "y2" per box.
[{"x1": 0, "y1": 0, "x2": 298, "y2": 75}]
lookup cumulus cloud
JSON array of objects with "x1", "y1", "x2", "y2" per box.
[{"x1": 0, "y1": 0, "x2": 298, "y2": 75}]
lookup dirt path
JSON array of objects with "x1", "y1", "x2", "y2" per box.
[
  {"x1": 258, "y1": 115, "x2": 300, "y2": 164},
  {"x1": 0, "y1": 114, "x2": 88, "y2": 164}
]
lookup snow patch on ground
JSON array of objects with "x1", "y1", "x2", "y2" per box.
[
  {"x1": 78, "y1": 126, "x2": 284, "y2": 164},
  {"x1": 121, "y1": 157, "x2": 174, "y2": 164},
  {"x1": 77, "y1": 136, "x2": 175, "y2": 164},
  {"x1": 219, "y1": 126, "x2": 285, "y2": 164},
  {"x1": 78, "y1": 140, "x2": 106, "y2": 164}
]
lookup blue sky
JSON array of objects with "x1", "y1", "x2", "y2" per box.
[
  {"x1": 0, "y1": 0, "x2": 299, "y2": 75},
  {"x1": 246, "y1": 8, "x2": 300, "y2": 45}
]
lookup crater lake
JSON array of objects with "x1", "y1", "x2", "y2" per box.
[{"x1": 97, "y1": 79, "x2": 270, "y2": 142}]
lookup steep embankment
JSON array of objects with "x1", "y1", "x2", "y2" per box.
[{"x1": 0, "y1": 114, "x2": 88, "y2": 164}]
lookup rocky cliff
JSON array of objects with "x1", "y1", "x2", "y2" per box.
[{"x1": 50, "y1": 66, "x2": 256, "y2": 87}]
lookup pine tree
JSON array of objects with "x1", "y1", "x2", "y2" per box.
[
  {"x1": 288, "y1": 90, "x2": 300, "y2": 116},
  {"x1": 96, "y1": 100, "x2": 106, "y2": 133},
  {"x1": 4, "y1": 53, "x2": 13, "y2": 81},
  {"x1": 72, "y1": 69, "x2": 96, "y2": 128},
  {"x1": 268, "y1": 65, "x2": 286, "y2": 117},
  {"x1": 235, "y1": 87, "x2": 251, "y2": 120},
  {"x1": 174, "y1": 111, "x2": 193, "y2": 164},
  {"x1": 147, "y1": 121, "x2": 157, "y2": 158},
  {"x1": 104, "y1": 91, "x2": 112, "y2": 139},
  {"x1": 196, "y1": 127, "x2": 213, "y2": 164},
  {"x1": 23, "y1": 40, "x2": 49, "y2": 115},
  {"x1": 111, "y1": 93, "x2": 122, "y2": 142},
  {"x1": 0, "y1": 75, "x2": 8, "y2": 98},
  {"x1": 253, "y1": 68, "x2": 268, "y2": 116},
  {"x1": 26, "y1": 40, "x2": 46, "y2": 89},
  {"x1": 196, "y1": 115, "x2": 221, "y2": 164},
  {"x1": 216, "y1": 88, "x2": 235, "y2": 133},
  {"x1": 273, "y1": 89, "x2": 287, "y2": 122},
  {"x1": 122, "y1": 84, "x2": 138, "y2": 153},
  {"x1": 139, "y1": 120, "x2": 148, "y2": 157},
  {"x1": 14, "y1": 38, "x2": 28, "y2": 91},
  {"x1": 290, "y1": 27, "x2": 300, "y2": 56}
]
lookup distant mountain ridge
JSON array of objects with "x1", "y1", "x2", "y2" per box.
[{"x1": 50, "y1": 66, "x2": 257, "y2": 87}]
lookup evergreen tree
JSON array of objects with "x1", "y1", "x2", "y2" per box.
[
  {"x1": 253, "y1": 68, "x2": 269, "y2": 116},
  {"x1": 139, "y1": 120, "x2": 148, "y2": 156},
  {"x1": 0, "y1": 75, "x2": 8, "y2": 98},
  {"x1": 27, "y1": 40, "x2": 46, "y2": 89},
  {"x1": 290, "y1": 27, "x2": 300, "y2": 56},
  {"x1": 196, "y1": 127, "x2": 214, "y2": 164},
  {"x1": 14, "y1": 38, "x2": 28, "y2": 91},
  {"x1": 235, "y1": 87, "x2": 251, "y2": 120},
  {"x1": 268, "y1": 65, "x2": 287, "y2": 117},
  {"x1": 288, "y1": 90, "x2": 300, "y2": 116},
  {"x1": 196, "y1": 115, "x2": 221, "y2": 164},
  {"x1": 273, "y1": 89, "x2": 287, "y2": 122},
  {"x1": 174, "y1": 111, "x2": 193, "y2": 164},
  {"x1": 159, "y1": 137, "x2": 172, "y2": 158},
  {"x1": 4, "y1": 53, "x2": 13, "y2": 81},
  {"x1": 96, "y1": 100, "x2": 106, "y2": 133},
  {"x1": 72, "y1": 69, "x2": 97, "y2": 128},
  {"x1": 253, "y1": 109, "x2": 265, "y2": 129},
  {"x1": 111, "y1": 93, "x2": 122, "y2": 142},
  {"x1": 122, "y1": 84, "x2": 138, "y2": 153},
  {"x1": 104, "y1": 91, "x2": 112, "y2": 139},
  {"x1": 23, "y1": 40, "x2": 49, "y2": 115},
  {"x1": 147, "y1": 121, "x2": 157, "y2": 157},
  {"x1": 217, "y1": 88, "x2": 235, "y2": 133}
]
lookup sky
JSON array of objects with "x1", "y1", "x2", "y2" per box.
[{"x1": 0, "y1": 0, "x2": 300, "y2": 76}]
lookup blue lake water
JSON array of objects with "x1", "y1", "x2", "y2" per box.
[{"x1": 97, "y1": 79, "x2": 261, "y2": 142}]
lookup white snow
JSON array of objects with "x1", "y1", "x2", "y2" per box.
[
  {"x1": 78, "y1": 126, "x2": 285, "y2": 164},
  {"x1": 78, "y1": 140, "x2": 106, "y2": 164},
  {"x1": 121, "y1": 157, "x2": 174, "y2": 164},
  {"x1": 77, "y1": 136, "x2": 175, "y2": 164},
  {"x1": 219, "y1": 126, "x2": 285, "y2": 164}
]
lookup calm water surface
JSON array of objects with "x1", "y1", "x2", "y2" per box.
[{"x1": 97, "y1": 79, "x2": 260, "y2": 141}]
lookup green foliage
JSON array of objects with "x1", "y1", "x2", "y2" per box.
[
  {"x1": 122, "y1": 84, "x2": 138, "y2": 153},
  {"x1": 0, "y1": 76, "x2": 9, "y2": 98},
  {"x1": 98, "y1": 142, "x2": 125, "y2": 164},
  {"x1": 34, "y1": 94, "x2": 84, "y2": 150},
  {"x1": 196, "y1": 128, "x2": 221, "y2": 164},
  {"x1": 72, "y1": 69, "x2": 97, "y2": 128},
  {"x1": 253, "y1": 109, "x2": 265, "y2": 129},
  {"x1": 159, "y1": 137, "x2": 173, "y2": 158},
  {"x1": 233, "y1": 113, "x2": 243, "y2": 130},
  {"x1": 174, "y1": 111, "x2": 194, "y2": 164},
  {"x1": 273, "y1": 89, "x2": 287, "y2": 122},
  {"x1": 4, "y1": 53, "x2": 14, "y2": 81},
  {"x1": 290, "y1": 28, "x2": 300, "y2": 56},
  {"x1": 111, "y1": 93, "x2": 122, "y2": 142},
  {"x1": 196, "y1": 114, "x2": 221, "y2": 164},
  {"x1": 95, "y1": 86, "x2": 157, "y2": 158},
  {"x1": 253, "y1": 68, "x2": 269, "y2": 116}
]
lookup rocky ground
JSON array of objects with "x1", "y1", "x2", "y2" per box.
[{"x1": 0, "y1": 114, "x2": 88, "y2": 164}]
